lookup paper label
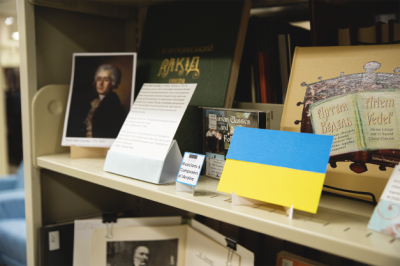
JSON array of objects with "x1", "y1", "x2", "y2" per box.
[
  {"x1": 368, "y1": 165, "x2": 400, "y2": 238},
  {"x1": 209, "y1": 114, "x2": 217, "y2": 130},
  {"x1": 49, "y1": 231, "x2": 60, "y2": 251},
  {"x1": 282, "y1": 259, "x2": 293, "y2": 266},
  {"x1": 381, "y1": 165, "x2": 400, "y2": 204},
  {"x1": 205, "y1": 153, "x2": 225, "y2": 179},
  {"x1": 176, "y1": 152, "x2": 205, "y2": 186},
  {"x1": 110, "y1": 83, "x2": 196, "y2": 161}
]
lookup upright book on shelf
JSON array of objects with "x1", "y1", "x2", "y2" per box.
[
  {"x1": 338, "y1": 19, "x2": 400, "y2": 46},
  {"x1": 136, "y1": 0, "x2": 251, "y2": 154},
  {"x1": 281, "y1": 44, "x2": 400, "y2": 201},
  {"x1": 308, "y1": 0, "x2": 375, "y2": 46}
]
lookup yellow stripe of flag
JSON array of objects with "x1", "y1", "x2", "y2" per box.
[{"x1": 217, "y1": 159, "x2": 325, "y2": 213}]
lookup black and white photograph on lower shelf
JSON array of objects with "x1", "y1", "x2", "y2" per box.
[
  {"x1": 107, "y1": 239, "x2": 178, "y2": 266},
  {"x1": 62, "y1": 52, "x2": 137, "y2": 148},
  {"x1": 91, "y1": 225, "x2": 186, "y2": 266},
  {"x1": 90, "y1": 223, "x2": 248, "y2": 266}
]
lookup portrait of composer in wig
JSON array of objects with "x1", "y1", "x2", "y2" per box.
[
  {"x1": 84, "y1": 64, "x2": 126, "y2": 138},
  {"x1": 66, "y1": 63, "x2": 128, "y2": 139}
]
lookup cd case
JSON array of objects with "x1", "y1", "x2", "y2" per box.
[{"x1": 201, "y1": 107, "x2": 270, "y2": 179}]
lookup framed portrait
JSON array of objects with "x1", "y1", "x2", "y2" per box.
[
  {"x1": 62, "y1": 52, "x2": 136, "y2": 147},
  {"x1": 91, "y1": 225, "x2": 186, "y2": 266},
  {"x1": 107, "y1": 239, "x2": 179, "y2": 266},
  {"x1": 91, "y1": 225, "x2": 241, "y2": 266}
]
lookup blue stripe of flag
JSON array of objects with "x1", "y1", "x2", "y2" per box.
[{"x1": 226, "y1": 127, "x2": 333, "y2": 174}]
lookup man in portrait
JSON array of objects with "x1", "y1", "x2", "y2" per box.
[
  {"x1": 133, "y1": 246, "x2": 149, "y2": 266},
  {"x1": 64, "y1": 54, "x2": 135, "y2": 146},
  {"x1": 83, "y1": 64, "x2": 127, "y2": 138}
]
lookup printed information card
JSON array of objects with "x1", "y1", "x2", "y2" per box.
[
  {"x1": 368, "y1": 165, "x2": 400, "y2": 238},
  {"x1": 111, "y1": 83, "x2": 196, "y2": 160},
  {"x1": 176, "y1": 152, "x2": 205, "y2": 187},
  {"x1": 104, "y1": 83, "x2": 197, "y2": 184}
]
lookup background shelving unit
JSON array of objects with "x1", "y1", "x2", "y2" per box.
[{"x1": 17, "y1": 0, "x2": 400, "y2": 265}]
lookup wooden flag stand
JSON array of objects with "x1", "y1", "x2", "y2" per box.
[{"x1": 70, "y1": 146, "x2": 109, "y2": 159}]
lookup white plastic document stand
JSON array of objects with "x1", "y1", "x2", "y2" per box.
[{"x1": 104, "y1": 140, "x2": 182, "y2": 184}]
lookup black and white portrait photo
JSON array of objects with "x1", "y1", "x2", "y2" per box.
[
  {"x1": 62, "y1": 53, "x2": 136, "y2": 147},
  {"x1": 106, "y1": 239, "x2": 178, "y2": 266}
]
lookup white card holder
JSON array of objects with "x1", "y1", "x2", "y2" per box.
[
  {"x1": 176, "y1": 182, "x2": 195, "y2": 194},
  {"x1": 232, "y1": 192, "x2": 294, "y2": 220},
  {"x1": 104, "y1": 140, "x2": 182, "y2": 184}
]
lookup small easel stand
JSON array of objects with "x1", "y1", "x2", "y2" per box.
[
  {"x1": 176, "y1": 182, "x2": 195, "y2": 195},
  {"x1": 232, "y1": 192, "x2": 294, "y2": 220},
  {"x1": 70, "y1": 146, "x2": 109, "y2": 159}
]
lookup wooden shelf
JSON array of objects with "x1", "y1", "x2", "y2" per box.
[{"x1": 37, "y1": 153, "x2": 400, "y2": 265}]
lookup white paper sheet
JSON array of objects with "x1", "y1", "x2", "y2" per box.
[
  {"x1": 73, "y1": 216, "x2": 181, "y2": 266},
  {"x1": 110, "y1": 83, "x2": 196, "y2": 161},
  {"x1": 185, "y1": 226, "x2": 240, "y2": 266},
  {"x1": 191, "y1": 219, "x2": 254, "y2": 266}
]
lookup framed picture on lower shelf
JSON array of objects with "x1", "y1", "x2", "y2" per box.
[{"x1": 91, "y1": 225, "x2": 242, "y2": 266}]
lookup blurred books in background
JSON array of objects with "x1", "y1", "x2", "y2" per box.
[
  {"x1": 338, "y1": 19, "x2": 400, "y2": 46},
  {"x1": 235, "y1": 16, "x2": 310, "y2": 105}
]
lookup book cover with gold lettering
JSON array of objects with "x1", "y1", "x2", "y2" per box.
[
  {"x1": 281, "y1": 44, "x2": 400, "y2": 201},
  {"x1": 136, "y1": 0, "x2": 251, "y2": 154}
]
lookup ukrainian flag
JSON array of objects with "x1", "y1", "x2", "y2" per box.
[{"x1": 217, "y1": 127, "x2": 333, "y2": 213}]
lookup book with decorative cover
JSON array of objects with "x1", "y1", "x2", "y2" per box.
[
  {"x1": 310, "y1": 89, "x2": 399, "y2": 160},
  {"x1": 202, "y1": 107, "x2": 270, "y2": 179},
  {"x1": 281, "y1": 44, "x2": 400, "y2": 201},
  {"x1": 301, "y1": 61, "x2": 400, "y2": 173},
  {"x1": 135, "y1": 0, "x2": 251, "y2": 155}
]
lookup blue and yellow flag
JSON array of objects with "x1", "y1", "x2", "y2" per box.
[{"x1": 217, "y1": 128, "x2": 334, "y2": 213}]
